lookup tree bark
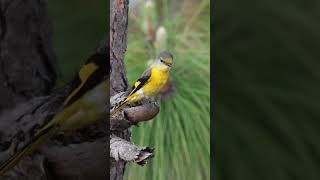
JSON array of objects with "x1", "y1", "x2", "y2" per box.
[
  {"x1": 110, "y1": 0, "x2": 130, "y2": 179},
  {"x1": 0, "y1": 0, "x2": 56, "y2": 179},
  {"x1": 0, "y1": 0, "x2": 57, "y2": 110}
]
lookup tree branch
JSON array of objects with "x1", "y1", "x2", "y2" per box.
[
  {"x1": 110, "y1": 92, "x2": 159, "y2": 131},
  {"x1": 110, "y1": 135, "x2": 153, "y2": 166}
]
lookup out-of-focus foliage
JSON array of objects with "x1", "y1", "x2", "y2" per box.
[
  {"x1": 215, "y1": 0, "x2": 320, "y2": 180},
  {"x1": 124, "y1": 0, "x2": 210, "y2": 179},
  {"x1": 47, "y1": 0, "x2": 106, "y2": 82}
]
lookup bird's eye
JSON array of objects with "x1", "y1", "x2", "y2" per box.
[{"x1": 160, "y1": 59, "x2": 164, "y2": 63}]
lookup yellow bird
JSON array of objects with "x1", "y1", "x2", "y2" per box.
[
  {"x1": 0, "y1": 52, "x2": 108, "y2": 176},
  {"x1": 111, "y1": 51, "x2": 173, "y2": 116}
]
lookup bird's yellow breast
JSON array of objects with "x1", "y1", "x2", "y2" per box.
[{"x1": 142, "y1": 67, "x2": 169, "y2": 97}]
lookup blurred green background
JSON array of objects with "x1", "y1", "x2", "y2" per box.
[
  {"x1": 47, "y1": 0, "x2": 106, "y2": 82},
  {"x1": 215, "y1": 0, "x2": 320, "y2": 180},
  {"x1": 48, "y1": 0, "x2": 210, "y2": 180}
]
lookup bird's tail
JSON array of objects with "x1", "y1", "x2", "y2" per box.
[
  {"x1": 111, "y1": 99, "x2": 129, "y2": 116},
  {"x1": 0, "y1": 124, "x2": 56, "y2": 176}
]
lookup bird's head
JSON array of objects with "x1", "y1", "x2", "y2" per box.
[{"x1": 157, "y1": 51, "x2": 173, "y2": 68}]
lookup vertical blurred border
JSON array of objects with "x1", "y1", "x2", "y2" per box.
[{"x1": 214, "y1": 0, "x2": 320, "y2": 179}]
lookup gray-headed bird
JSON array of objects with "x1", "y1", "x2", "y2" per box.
[{"x1": 111, "y1": 51, "x2": 173, "y2": 116}]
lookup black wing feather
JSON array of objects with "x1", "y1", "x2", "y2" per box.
[
  {"x1": 128, "y1": 68, "x2": 152, "y2": 96},
  {"x1": 64, "y1": 52, "x2": 108, "y2": 107}
]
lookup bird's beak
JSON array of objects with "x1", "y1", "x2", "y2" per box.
[{"x1": 164, "y1": 61, "x2": 172, "y2": 67}]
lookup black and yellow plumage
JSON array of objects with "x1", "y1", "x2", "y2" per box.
[
  {"x1": 111, "y1": 51, "x2": 173, "y2": 116},
  {"x1": 0, "y1": 52, "x2": 108, "y2": 176}
]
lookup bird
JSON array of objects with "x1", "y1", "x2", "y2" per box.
[
  {"x1": 0, "y1": 52, "x2": 109, "y2": 176},
  {"x1": 111, "y1": 51, "x2": 173, "y2": 116}
]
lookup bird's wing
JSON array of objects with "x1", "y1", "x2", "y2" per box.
[
  {"x1": 128, "y1": 67, "x2": 152, "y2": 97},
  {"x1": 63, "y1": 53, "x2": 108, "y2": 107},
  {"x1": 0, "y1": 53, "x2": 109, "y2": 175}
]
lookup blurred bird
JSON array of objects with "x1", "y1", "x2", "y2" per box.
[
  {"x1": 111, "y1": 51, "x2": 173, "y2": 116},
  {"x1": 0, "y1": 52, "x2": 109, "y2": 176}
]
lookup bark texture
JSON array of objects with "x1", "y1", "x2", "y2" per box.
[
  {"x1": 110, "y1": 0, "x2": 130, "y2": 179},
  {"x1": 0, "y1": 0, "x2": 56, "y2": 179},
  {"x1": 110, "y1": 92, "x2": 159, "y2": 131},
  {"x1": 110, "y1": 135, "x2": 153, "y2": 166},
  {"x1": 0, "y1": 0, "x2": 57, "y2": 110}
]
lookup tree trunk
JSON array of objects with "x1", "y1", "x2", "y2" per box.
[
  {"x1": 110, "y1": 0, "x2": 130, "y2": 179},
  {"x1": 0, "y1": 0, "x2": 56, "y2": 179},
  {"x1": 0, "y1": 0, "x2": 57, "y2": 110}
]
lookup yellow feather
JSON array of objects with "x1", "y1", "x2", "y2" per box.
[
  {"x1": 63, "y1": 63, "x2": 99, "y2": 106},
  {"x1": 134, "y1": 81, "x2": 141, "y2": 87},
  {"x1": 142, "y1": 66, "x2": 169, "y2": 97},
  {"x1": 110, "y1": 65, "x2": 170, "y2": 117}
]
